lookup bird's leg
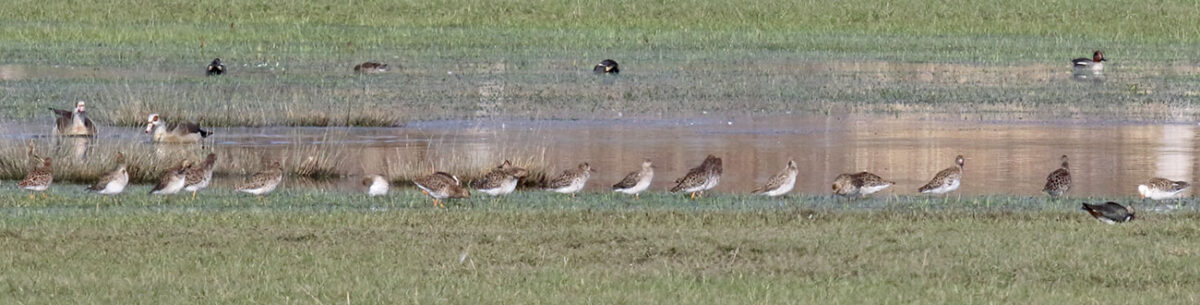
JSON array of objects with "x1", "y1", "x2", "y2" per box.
[
  {"x1": 28, "y1": 192, "x2": 34, "y2": 200},
  {"x1": 41, "y1": 192, "x2": 48, "y2": 199},
  {"x1": 689, "y1": 192, "x2": 696, "y2": 199},
  {"x1": 191, "y1": 190, "x2": 198, "y2": 199},
  {"x1": 571, "y1": 193, "x2": 576, "y2": 199},
  {"x1": 635, "y1": 193, "x2": 639, "y2": 200}
]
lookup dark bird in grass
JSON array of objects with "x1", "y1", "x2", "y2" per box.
[
  {"x1": 1043, "y1": 155, "x2": 1071, "y2": 197},
  {"x1": 206, "y1": 58, "x2": 225, "y2": 76},
  {"x1": 354, "y1": 62, "x2": 390, "y2": 74},
  {"x1": 1071, "y1": 51, "x2": 1106, "y2": 71},
  {"x1": 49, "y1": 101, "x2": 96, "y2": 136},
  {"x1": 1081, "y1": 202, "x2": 1134, "y2": 224},
  {"x1": 593, "y1": 59, "x2": 619, "y2": 74}
]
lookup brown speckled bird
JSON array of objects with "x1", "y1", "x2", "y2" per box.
[
  {"x1": 832, "y1": 171, "x2": 894, "y2": 198},
  {"x1": 545, "y1": 162, "x2": 593, "y2": 198},
  {"x1": 670, "y1": 155, "x2": 722, "y2": 199},
  {"x1": 752, "y1": 160, "x2": 799, "y2": 197},
  {"x1": 184, "y1": 153, "x2": 218, "y2": 199},
  {"x1": 87, "y1": 152, "x2": 128, "y2": 195},
  {"x1": 19, "y1": 157, "x2": 53, "y2": 199},
  {"x1": 237, "y1": 161, "x2": 284, "y2": 199},
  {"x1": 472, "y1": 160, "x2": 528, "y2": 196},
  {"x1": 613, "y1": 159, "x2": 654, "y2": 199},
  {"x1": 1137, "y1": 178, "x2": 1189, "y2": 200},
  {"x1": 150, "y1": 160, "x2": 192, "y2": 195},
  {"x1": 1043, "y1": 155, "x2": 1071, "y2": 197},
  {"x1": 414, "y1": 172, "x2": 470, "y2": 207},
  {"x1": 918, "y1": 155, "x2": 964, "y2": 194}
]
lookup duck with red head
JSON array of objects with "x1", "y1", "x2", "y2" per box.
[{"x1": 1072, "y1": 50, "x2": 1106, "y2": 71}]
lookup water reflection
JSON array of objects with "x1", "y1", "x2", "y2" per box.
[{"x1": 3, "y1": 115, "x2": 1198, "y2": 197}]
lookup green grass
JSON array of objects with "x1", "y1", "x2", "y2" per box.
[
  {"x1": 1, "y1": 190, "x2": 1199, "y2": 304},
  {"x1": 3, "y1": 0, "x2": 1200, "y2": 126}
]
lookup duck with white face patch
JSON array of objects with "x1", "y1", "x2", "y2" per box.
[
  {"x1": 144, "y1": 114, "x2": 212, "y2": 143},
  {"x1": 49, "y1": 101, "x2": 96, "y2": 136}
]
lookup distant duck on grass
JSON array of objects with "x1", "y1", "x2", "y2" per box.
[
  {"x1": 354, "y1": 62, "x2": 389, "y2": 74},
  {"x1": 206, "y1": 58, "x2": 225, "y2": 76},
  {"x1": 1081, "y1": 202, "x2": 1134, "y2": 224},
  {"x1": 1071, "y1": 51, "x2": 1105, "y2": 71},
  {"x1": 593, "y1": 59, "x2": 619, "y2": 74}
]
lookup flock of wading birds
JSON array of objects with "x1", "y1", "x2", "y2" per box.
[{"x1": 12, "y1": 55, "x2": 1161, "y2": 224}]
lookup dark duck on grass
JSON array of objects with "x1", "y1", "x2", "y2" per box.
[
  {"x1": 1081, "y1": 202, "x2": 1134, "y2": 224},
  {"x1": 593, "y1": 59, "x2": 619, "y2": 74},
  {"x1": 354, "y1": 62, "x2": 389, "y2": 74},
  {"x1": 206, "y1": 58, "x2": 225, "y2": 76}
]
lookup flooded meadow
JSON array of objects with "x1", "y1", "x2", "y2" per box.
[{"x1": 2, "y1": 113, "x2": 1197, "y2": 198}]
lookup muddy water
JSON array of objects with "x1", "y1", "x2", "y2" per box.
[{"x1": 2, "y1": 114, "x2": 1196, "y2": 197}]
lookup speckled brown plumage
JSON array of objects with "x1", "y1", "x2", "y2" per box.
[
  {"x1": 1043, "y1": 155, "x2": 1071, "y2": 197},
  {"x1": 670, "y1": 155, "x2": 722, "y2": 199}
]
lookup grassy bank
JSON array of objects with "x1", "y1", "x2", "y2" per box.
[
  {"x1": 1, "y1": 191, "x2": 1198, "y2": 304},
  {"x1": 2, "y1": 0, "x2": 1200, "y2": 126}
]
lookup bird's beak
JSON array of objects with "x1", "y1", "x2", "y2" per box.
[{"x1": 144, "y1": 123, "x2": 153, "y2": 134}]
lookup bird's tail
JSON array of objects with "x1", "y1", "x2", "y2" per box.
[{"x1": 199, "y1": 129, "x2": 213, "y2": 138}]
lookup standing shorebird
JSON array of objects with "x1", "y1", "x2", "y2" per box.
[
  {"x1": 363, "y1": 174, "x2": 390, "y2": 196},
  {"x1": 414, "y1": 172, "x2": 470, "y2": 207},
  {"x1": 49, "y1": 101, "x2": 96, "y2": 136},
  {"x1": 145, "y1": 114, "x2": 213, "y2": 143},
  {"x1": 613, "y1": 159, "x2": 654, "y2": 199},
  {"x1": 918, "y1": 155, "x2": 965, "y2": 195},
  {"x1": 670, "y1": 155, "x2": 723, "y2": 199},
  {"x1": 183, "y1": 153, "x2": 218, "y2": 199},
  {"x1": 1043, "y1": 155, "x2": 1072, "y2": 197},
  {"x1": 1071, "y1": 51, "x2": 1106, "y2": 71},
  {"x1": 87, "y1": 152, "x2": 128, "y2": 195},
  {"x1": 150, "y1": 160, "x2": 192, "y2": 195},
  {"x1": 237, "y1": 161, "x2": 284, "y2": 200},
  {"x1": 593, "y1": 59, "x2": 619, "y2": 74},
  {"x1": 353, "y1": 62, "x2": 390, "y2": 74},
  {"x1": 19, "y1": 157, "x2": 53, "y2": 199},
  {"x1": 472, "y1": 160, "x2": 529, "y2": 196},
  {"x1": 206, "y1": 58, "x2": 225, "y2": 76},
  {"x1": 832, "y1": 171, "x2": 895, "y2": 198},
  {"x1": 752, "y1": 160, "x2": 799, "y2": 197},
  {"x1": 545, "y1": 162, "x2": 594, "y2": 198},
  {"x1": 1137, "y1": 178, "x2": 1190, "y2": 200},
  {"x1": 1081, "y1": 202, "x2": 1135, "y2": 224}
]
